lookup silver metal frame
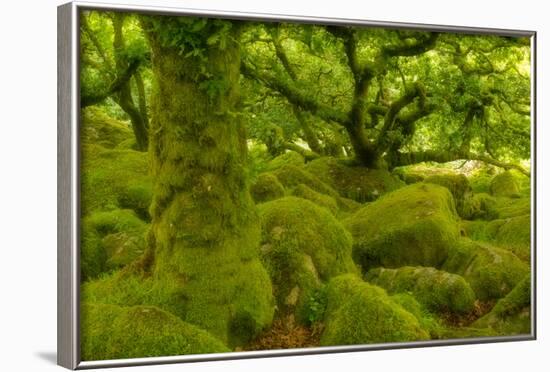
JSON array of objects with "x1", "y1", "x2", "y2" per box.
[{"x1": 57, "y1": 1, "x2": 537, "y2": 369}]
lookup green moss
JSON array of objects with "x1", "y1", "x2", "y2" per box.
[
  {"x1": 306, "y1": 157, "x2": 404, "y2": 202},
  {"x1": 461, "y1": 215, "x2": 530, "y2": 262},
  {"x1": 250, "y1": 173, "x2": 286, "y2": 203},
  {"x1": 472, "y1": 274, "x2": 531, "y2": 335},
  {"x1": 118, "y1": 184, "x2": 154, "y2": 221},
  {"x1": 85, "y1": 209, "x2": 147, "y2": 235},
  {"x1": 102, "y1": 232, "x2": 147, "y2": 271},
  {"x1": 153, "y1": 233, "x2": 275, "y2": 347},
  {"x1": 493, "y1": 215, "x2": 531, "y2": 261},
  {"x1": 390, "y1": 293, "x2": 444, "y2": 338},
  {"x1": 114, "y1": 137, "x2": 138, "y2": 150},
  {"x1": 461, "y1": 220, "x2": 492, "y2": 241},
  {"x1": 81, "y1": 303, "x2": 229, "y2": 360},
  {"x1": 336, "y1": 196, "x2": 363, "y2": 213},
  {"x1": 424, "y1": 173, "x2": 472, "y2": 218},
  {"x1": 490, "y1": 171, "x2": 520, "y2": 198},
  {"x1": 366, "y1": 266, "x2": 476, "y2": 314},
  {"x1": 443, "y1": 239, "x2": 529, "y2": 301},
  {"x1": 320, "y1": 274, "x2": 429, "y2": 345},
  {"x1": 81, "y1": 226, "x2": 107, "y2": 281},
  {"x1": 83, "y1": 239, "x2": 275, "y2": 348},
  {"x1": 468, "y1": 167, "x2": 497, "y2": 194},
  {"x1": 392, "y1": 166, "x2": 426, "y2": 184},
  {"x1": 265, "y1": 151, "x2": 305, "y2": 171},
  {"x1": 81, "y1": 146, "x2": 152, "y2": 218},
  {"x1": 258, "y1": 197, "x2": 357, "y2": 323},
  {"x1": 291, "y1": 184, "x2": 339, "y2": 216},
  {"x1": 81, "y1": 107, "x2": 133, "y2": 149},
  {"x1": 493, "y1": 197, "x2": 531, "y2": 219},
  {"x1": 85, "y1": 20, "x2": 276, "y2": 350},
  {"x1": 81, "y1": 209, "x2": 148, "y2": 280},
  {"x1": 344, "y1": 183, "x2": 459, "y2": 271},
  {"x1": 463, "y1": 193, "x2": 499, "y2": 220},
  {"x1": 272, "y1": 164, "x2": 338, "y2": 198}
]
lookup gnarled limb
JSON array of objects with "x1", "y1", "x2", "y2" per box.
[
  {"x1": 240, "y1": 61, "x2": 350, "y2": 125},
  {"x1": 393, "y1": 150, "x2": 529, "y2": 176},
  {"x1": 80, "y1": 58, "x2": 140, "y2": 108},
  {"x1": 383, "y1": 32, "x2": 439, "y2": 57}
]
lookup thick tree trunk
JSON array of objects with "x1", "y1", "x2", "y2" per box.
[
  {"x1": 345, "y1": 122, "x2": 380, "y2": 168},
  {"x1": 144, "y1": 18, "x2": 273, "y2": 346}
]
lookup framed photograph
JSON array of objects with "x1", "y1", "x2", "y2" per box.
[{"x1": 58, "y1": 1, "x2": 536, "y2": 369}]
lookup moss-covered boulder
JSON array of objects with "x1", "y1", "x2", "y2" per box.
[
  {"x1": 493, "y1": 215, "x2": 531, "y2": 261},
  {"x1": 265, "y1": 151, "x2": 305, "y2": 171},
  {"x1": 365, "y1": 266, "x2": 476, "y2": 314},
  {"x1": 306, "y1": 157, "x2": 404, "y2": 202},
  {"x1": 271, "y1": 164, "x2": 338, "y2": 198},
  {"x1": 81, "y1": 209, "x2": 148, "y2": 280},
  {"x1": 81, "y1": 303, "x2": 229, "y2": 360},
  {"x1": 81, "y1": 228, "x2": 107, "y2": 282},
  {"x1": 463, "y1": 193, "x2": 499, "y2": 220},
  {"x1": 424, "y1": 173, "x2": 472, "y2": 218},
  {"x1": 493, "y1": 197, "x2": 531, "y2": 219},
  {"x1": 102, "y1": 232, "x2": 147, "y2": 271},
  {"x1": 490, "y1": 171, "x2": 520, "y2": 198},
  {"x1": 258, "y1": 197, "x2": 357, "y2": 323},
  {"x1": 81, "y1": 107, "x2": 133, "y2": 149},
  {"x1": 81, "y1": 147, "x2": 152, "y2": 219},
  {"x1": 469, "y1": 167, "x2": 497, "y2": 194},
  {"x1": 443, "y1": 239, "x2": 529, "y2": 301},
  {"x1": 320, "y1": 274, "x2": 429, "y2": 346},
  {"x1": 344, "y1": 183, "x2": 459, "y2": 271},
  {"x1": 85, "y1": 208, "x2": 147, "y2": 235},
  {"x1": 291, "y1": 184, "x2": 339, "y2": 215},
  {"x1": 392, "y1": 166, "x2": 426, "y2": 184},
  {"x1": 472, "y1": 275, "x2": 531, "y2": 335},
  {"x1": 390, "y1": 293, "x2": 444, "y2": 338},
  {"x1": 460, "y1": 216, "x2": 530, "y2": 262},
  {"x1": 250, "y1": 173, "x2": 285, "y2": 203}
]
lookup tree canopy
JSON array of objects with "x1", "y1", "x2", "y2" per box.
[{"x1": 80, "y1": 11, "x2": 531, "y2": 174}]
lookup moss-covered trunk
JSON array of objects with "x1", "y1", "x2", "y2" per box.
[
  {"x1": 143, "y1": 18, "x2": 273, "y2": 347},
  {"x1": 345, "y1": 122, "x2": 380, "y2": 168}
]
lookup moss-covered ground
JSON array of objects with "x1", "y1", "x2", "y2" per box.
[{"x1": 80, "y1": 111, "x2": 532, "y2": 356}]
